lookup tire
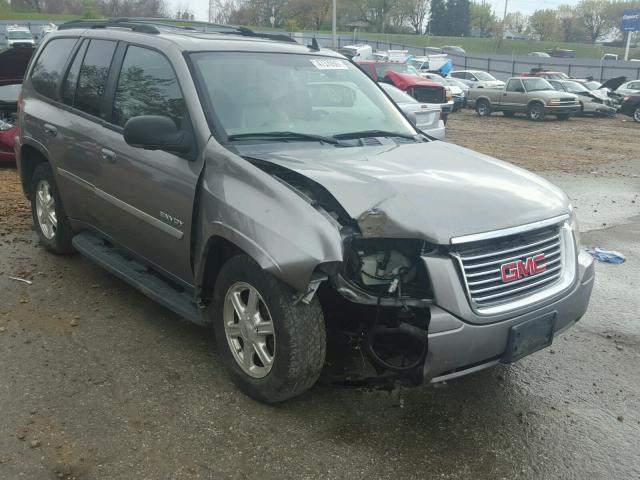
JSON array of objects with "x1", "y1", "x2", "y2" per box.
[
  {"x1": 527, "y1": 102, "x2": 546, "y2": 121},
  {"x1": 211, "y1": 255, "x2": 326, "y2": 403},
  {"x1": 634, "y1": 106, "x2": 640, "y2": 123},
  {"x1": 503, "y1": 111, "x2": 515, "y2": 118},
  {"x1": 30, "y1": 163, "x2": 75, "y2": 254},
  {"x1": 556, "y1": 114, "x2": 570, "y2": 121},
  {"x1": 475, "y1": 99, "x2": 491, "y2": 117}
]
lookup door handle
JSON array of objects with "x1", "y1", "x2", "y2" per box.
[
  {"x1": 43, "y1": 123, "x2": 57, "y2": 136},
  {"x1": 100, "y1": 148, "x2": 116, "y2": 163}
]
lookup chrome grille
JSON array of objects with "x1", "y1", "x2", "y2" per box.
[{"x1": 453, "y1": 224, "x2": 564, "y2": 310}]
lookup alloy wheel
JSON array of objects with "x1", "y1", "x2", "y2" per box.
[
  {"x1": 223, "y1": 282, "x2": 276, "y2": 378},
  {"x1": 35, "y1": 180, "x2": 57, "y2": 240}
]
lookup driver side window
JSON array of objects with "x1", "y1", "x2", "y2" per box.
[
  {"x1": 112, "y1": 46, "x2": 186, "y2": 129},
  {"x1": 506, "y1": 79, "x2": 524, "y2": 92}
]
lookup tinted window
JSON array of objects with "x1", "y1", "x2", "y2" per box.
[
  {"x1": 112, "y1": 46, "x2": 185, "y2": 128},
  {"x1": 450, "y1": 72, "x2": 463, "y2": 79},
  {"x1": 75, "y1": 40, "x2": 116, "y2": 117},
  {"x1": 31, "y1": 38, "x2": 77, "y2": 99},
  {"x1": 61, "y1": 40, "x2": 88, "y2": 105},
  {"x1": 506, "y1": 79, "x2": 523, "y2": 92}
]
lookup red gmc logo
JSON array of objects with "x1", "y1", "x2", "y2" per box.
[{"x1": 501, "y1": 254, "x2": 546, "y2": 282}]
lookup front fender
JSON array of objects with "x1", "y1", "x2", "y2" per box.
[{"x1": 194, "y1": 144, "x2": 344, "y2": 293}]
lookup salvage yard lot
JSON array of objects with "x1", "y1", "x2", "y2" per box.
[{"x1": 1, "y1": 113, "x2": 639, "y2": 479}]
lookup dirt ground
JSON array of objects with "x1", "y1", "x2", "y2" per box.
[{"x1": 1, "y1": 113, "x2": 639, "y2": 480}]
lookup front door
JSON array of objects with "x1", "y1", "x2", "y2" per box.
[{"x1": 92, "y1": 44, "x2": 202, "y2": 284}]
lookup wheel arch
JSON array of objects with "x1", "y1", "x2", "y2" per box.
[{"x1": 19, "y1": 140, "x2": 50, "y2": 200}]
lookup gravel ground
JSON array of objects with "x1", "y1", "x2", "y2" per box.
[{"x1": 0, "y1": 113, "x2": 639, "y2": 480}]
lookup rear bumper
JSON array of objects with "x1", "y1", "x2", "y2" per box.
[
  {"x1": 423, "y1": 249, "x2": 594, "y2": 383},
  {"x1": 424, "y1": 121, "x2": 445, "y2": 140}
]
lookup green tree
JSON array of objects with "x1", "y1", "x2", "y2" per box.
[
  {"x1": 578, "y1": 0, "x2": 614, "y2": 43},
  {"x1": 429, "y1": 0, "x2": 447, "y2": 36},
  {"x1": 471, "y1": 1, "x2": 496, "y2": 37},
  {"x1": 529, "y1": 8, "x2": 560, "y2": 41}
]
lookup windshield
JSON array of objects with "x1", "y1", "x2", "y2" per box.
[
  {"x1": 191, "y1": 53, "x2": 415, "y2": 139},
  {"x1": 473, "y1": 71, "x2": 497, "y2": 81},
  {"x1": 583, "y1": 81, "x2": 601, "y2": 91},
  {"x1": 545, "y1": 72, "x2": 569, "y2": 79},
  {"x1": 562, "y1": 81, "x2": 588, "y2": 93},
  {"x1": 373, "y1": 63, "x2": 419, "y2": 77},
  {"x1": 522, "y1": 78, "x2": 554, "y2": 92},
  {"x1": 0, "y1": 84, "x2": 21, "y2": 103},
  {"x1": 7, "y1": 31, "x2": 32, "y2": 40},
  {"x1": 381, "y1": 83, "x2": 418, "y2": 104}
]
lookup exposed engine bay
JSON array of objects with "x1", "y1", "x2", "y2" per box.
[{"x1": 246, "y1": 156, "x2": 436, "y2": 387}]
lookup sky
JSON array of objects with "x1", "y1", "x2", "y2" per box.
[{"x1": 173, "y1": 0, "x2": 582, "y2": 23}]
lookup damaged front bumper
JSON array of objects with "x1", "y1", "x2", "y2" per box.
[{"x1": 422, "y1": 249, "x2": 594, "y2": 383}]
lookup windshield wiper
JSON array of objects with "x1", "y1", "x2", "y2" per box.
[
  {"x1": 227, "y1": 131, "x2": 339, "y2": 144},
  {"x1": 333, "y1": 130, "x2": 418, "y2": 141}
]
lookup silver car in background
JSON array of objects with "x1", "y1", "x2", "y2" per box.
[
  {"x1": 547, "y1": 79, "x2": 617, "y2": 116},
  {"x1": 380, "y1": 82, "x2": 445, "y2": 139}
]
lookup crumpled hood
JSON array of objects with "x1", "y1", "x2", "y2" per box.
[{"x1": 243, "y1": 141, "x2": 570, "y2": 244}]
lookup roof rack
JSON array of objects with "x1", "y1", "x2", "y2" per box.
[{"x1": 58, "y1": 18, "x2": 297, "y2": 43}]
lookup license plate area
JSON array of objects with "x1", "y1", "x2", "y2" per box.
[{"x1": 502, "y1": 312, "x2": 557, "y2": 363}]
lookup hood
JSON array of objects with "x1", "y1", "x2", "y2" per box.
[
  {"x1": 241, "y1": 141, "x2": 569, "y2": 244},
  {"x1": 601, "y1": 76, "x2": 627, "y2": 91},
  {"x1": 385, "y1": 70, "x2": 443, "y2": 90},
  {"x1": 0, "y1": 48, "x2": 34, "y2": 86}
]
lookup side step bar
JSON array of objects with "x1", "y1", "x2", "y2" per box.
[{"x1": 72, "y1": 232, "x2": 206, "y2": 326}]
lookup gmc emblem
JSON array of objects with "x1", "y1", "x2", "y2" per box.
[{"x1": 501, "y1": 254, "x2": 546, "y2": 282}]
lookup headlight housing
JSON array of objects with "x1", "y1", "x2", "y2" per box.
[{"x1": 568, "y1": 205, "x2": 581, "y2": 249}]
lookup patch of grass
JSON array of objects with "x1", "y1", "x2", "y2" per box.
[{"x1": 0, "y1": 9, "x2": 84, "y2": 21}]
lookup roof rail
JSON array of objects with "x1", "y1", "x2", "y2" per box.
[
  {"x1": 58, "y1": 18, "x2": 298, "y2": 43},
  {"x1": 58, "y1": 19, "x2": 161, "y2": 34}
]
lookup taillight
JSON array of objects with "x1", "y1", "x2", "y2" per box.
[
  {"x1": 624, "y1": 96, "x2": 631, "y2": 102},
  {"x1": 16, "y1": 90, "x2": 23, "y2": 133}
]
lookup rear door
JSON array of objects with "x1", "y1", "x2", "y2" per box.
[
  {"x1": 92, "y1": 44, "x2": 201, "y2": 283},
  {"x1": 54, "y1": 38, "x2": 118, "y2": 226}
]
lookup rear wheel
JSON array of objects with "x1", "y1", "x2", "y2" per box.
[
  {"x1": 212, "y1": 255, "x2": 326, "y2": 403},
  {"x1": 556, "y1": 114, "x2": 570, "y2": 121},
  {"x1": 30, "y1": 163, "x2": 74, "y2": 254},
  {"x1": 475, "y1": 99, "x2": 491, "y2": 117},
  {"x1": 634, "y1": 106, "x2": 640, "y2": 123},
  {"x1": 503, "y1": 111, "x2": 515, "y2": 118},
  {"x1": 527, "y1": 103, "x2": 546, "y2": 121}
]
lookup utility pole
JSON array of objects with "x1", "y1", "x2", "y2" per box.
[{"x1": 332, "y1": 0, "x2": 337, "y2": 47}]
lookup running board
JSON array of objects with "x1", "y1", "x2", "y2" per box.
[{"x1": 72, "y1": 232, "x2": 205, "y2": 326}]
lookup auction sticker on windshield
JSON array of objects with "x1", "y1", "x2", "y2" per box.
[{"x1": 310, "y1": 59, "x2": 348, "y2": 70}]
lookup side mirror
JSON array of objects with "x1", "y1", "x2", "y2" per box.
[{"x1": 124, "y1": 116, "x2": 190, "y2": 153}]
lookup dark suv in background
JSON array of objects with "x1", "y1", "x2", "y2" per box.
[{"x1": 16, "y1": 19, "x2": 594, "y2": 402}]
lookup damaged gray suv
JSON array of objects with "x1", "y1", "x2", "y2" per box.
[{"x1": 17, "y1": 19, "x2": 595, "y2": 402}]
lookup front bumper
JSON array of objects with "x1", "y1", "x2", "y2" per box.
[
  {"x1": 422, "y1": 249, "x2": 594, "y2": 383},
  {"x1": 545, "y1": 105, "x2": 581, "y2": 114}
]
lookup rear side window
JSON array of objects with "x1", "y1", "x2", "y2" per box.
[
  {"x1": 61, "y1": 40, "x2": 88, "y2": 105},
  {"x1": 112, "y1": 46, "x2": 185, "y2": 128},
  {"x1": 506, "y1": 79, "x2": 524, "y2": 92},
  {"x1": 30, "y1": 38, "x2": 77, "y2": 99},
  {"x1": 75, "y1": 39, "x2": 117, "y2": 117}
]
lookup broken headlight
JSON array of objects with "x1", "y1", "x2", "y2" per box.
[
  {"x1": 568, "y1": 205, "x2": 581, "y2": 249},
  {"x1": 0, "y1": 118, "x2": 14, "y2": 131},
  {"x1": 344, "y1": 238, "x2": 431, "y2": 298}
]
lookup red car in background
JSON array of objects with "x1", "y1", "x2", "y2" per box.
[
  {"x1": 0, "y1": 84, "x2": 21, "y2": 164},
  {"x1": 0, "y1": 48, "x2": 33, "y2": 164},
  {"x1": 355, "y1": 60, "x2": 453, "y2": 120}
]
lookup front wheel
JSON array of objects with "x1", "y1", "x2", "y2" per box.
[
  {"x1": 527, "y1": 103, "x2": 546, "y2": 121},
  {"x1": 475, "y1": 99, "x2": 491, "y2": 117},
  {"x1": 30, "y1": 163, "x2": 75, "y2": 254},
  {"x1": 556, "y1": 114, "x2": 570, "y2": 121},
  {"x1": 634, "y1": 106, "x2": 640, "y2": 123},
  {"x1": 212, "y1": 255, "x2": 326, "y2": 403}
]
